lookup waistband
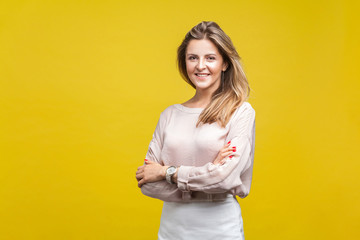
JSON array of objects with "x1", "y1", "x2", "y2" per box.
[{"x1": 182, "y1": 191, "x2": 234, "y2": 202}]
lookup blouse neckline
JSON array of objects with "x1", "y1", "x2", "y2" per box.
[
  {"x1": 174, "y1": 104, "x2": 204, "y2": 114},
  {"x1": 173, "y1": 101, "x2": 248, "y2": 115}
]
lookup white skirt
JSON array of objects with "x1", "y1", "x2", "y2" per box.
[{"x1": 158, "y1": 194, "x2": 244, "y2": 240}]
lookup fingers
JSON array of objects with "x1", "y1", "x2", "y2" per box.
[
  {"x1": 213, "y1": 143, "x2": 237, "y2": 165},
  {"x1": 144, "y1": 159, "x2": 154, "y2": 165},
  {"x1": 136, "y1": 167, "x2": 147, "y2": 187},
  {"x1": 223, "y1": 141, "x2": 232, "y2": 147},
  {"x1": 220, "y1": 150, "x2": 233, "y2": 159},
  {"x1": 219, "y1": 152, "x2": 236, "y2": 165},
  {"x1": 221, "y1": 142, "x2": 231, "y2": 150},
  {"x1": 216, "y1": 142, "x2": 237, "y2": 165},
  {"x1": 138, "y1": 178, "x2": 145, "y2": 188},
  {"x1": 136, "y1": 167, "x2": 144, "y2": 175},
  {"x1": 136, "y1": 163, "x2": 145, "y2": 183},
  {"x1": 137, "y1": 159, "x2": 154, "y2": 187},
  {"x1": 136, "y1": 172, "x2": 144, "y2": 181},
  {"x1": 219, "y1": 153, "x2": 233, "y2": 165},
  {"x1": 136, "y1": 159, "x2": 157, "y2": 187},
  {"x1": 136, "y1": 168, "x2": 144, "y2": 181},
  {"x1": 222, "y1": 141, "x2": 236, "y2": 153},
  {"x1": 138, "y1": 176, "x2": 149, "y2": 187},
  {"x1": 144, "y1": 159, "x2": 155, "y2": 164},
  {"x1": 220, "y1": 146, "x2": 236, "y2": 158}
]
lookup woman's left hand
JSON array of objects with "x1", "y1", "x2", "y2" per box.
[{"x1": 136, "y1": 159, "x2": 168, "y2": 188}]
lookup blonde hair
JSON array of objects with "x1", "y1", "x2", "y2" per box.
[{"x1": 177, "y1": 21, "x2": 250, "y2": 128}]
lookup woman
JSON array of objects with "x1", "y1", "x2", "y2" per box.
[{"x1": 135, "y1": 21, "x2": 255, "y2": 240}]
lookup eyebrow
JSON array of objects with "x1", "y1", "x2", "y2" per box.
[{"x1": 186, "y1": 53, "x2": 217, "y2": 56}]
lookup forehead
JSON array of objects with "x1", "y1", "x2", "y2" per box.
[{"x1": 186, "y1": 39, "x2": 220, "y2": 55}]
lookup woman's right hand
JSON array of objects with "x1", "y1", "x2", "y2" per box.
[{"x1": 212, "y1": 141, "x2": 236, "y2": 165}]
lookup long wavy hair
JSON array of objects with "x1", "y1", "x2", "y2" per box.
[{"x1": 177, "y1": 21, "x2": 250, "y2": 128}]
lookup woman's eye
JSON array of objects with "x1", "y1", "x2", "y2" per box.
[
  {"x1": 188, "y1": 56, "x2": 196, "y2": 60},
  {"x1": 208, "y1": 56, "x2": 215, "y2": 60}
]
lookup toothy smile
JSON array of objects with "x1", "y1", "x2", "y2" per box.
[{"x1": 195, "y1": 73, "x2": 210, "y2": 77}]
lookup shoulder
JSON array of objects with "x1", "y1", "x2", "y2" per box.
[
  {"x1": 227, "y1": 101, "x2": 255, "y2": 126},
  {"x1": 160, "y1": 104, "x2": 177, "y2": 115},
  {"x1": 227, "y1": 102, "x2": 255, "y2": 136},
  {"x1": 157, "y1": 104, "x2": 178, "y2": 121},
  {"x1": 234, "y1": 101, "x2": 255, "y2": 117},
  {"x1": 240, "y1": 101, "x2": 254, "y2": 111}
]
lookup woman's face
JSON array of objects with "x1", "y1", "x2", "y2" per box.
[{"x1": 185, "y1": 39, "x2": 227, "y2": 92}]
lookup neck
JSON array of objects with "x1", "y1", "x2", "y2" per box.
[{"x1": 187, "y1": 87, "x2": 217, "y2": 108}]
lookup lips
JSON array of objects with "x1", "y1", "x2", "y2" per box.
[{"x1": 195, "y1": 73, "x2": 210, "y2": 77}]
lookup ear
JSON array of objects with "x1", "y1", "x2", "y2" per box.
[{"x1": 222, "y1": 62, "x2": 228, "y2": 71}]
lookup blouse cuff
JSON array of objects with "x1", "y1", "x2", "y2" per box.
[{"x1": 177, "y1": 166, "x2": 193, "y2": 191}]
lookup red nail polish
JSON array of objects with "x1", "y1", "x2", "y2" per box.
[
  {"x1": 229, "y1": 155, "x2": 233, "y2": 158},
  {"x1": 144, "y1": 159, "x2": 148, "y2": 161},
  {"x1": 227, "y1": 141, "x2": 231, "y2": 144}
]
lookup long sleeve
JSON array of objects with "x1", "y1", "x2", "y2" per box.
[
  {"x1": 176, "y1": 104, "x2": 256, "y2": 198},
  {"x1": 140, "y1": 109, "x2": 183, "y2": 201}
]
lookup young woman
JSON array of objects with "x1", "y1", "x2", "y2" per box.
[{"x1": 135, "y1": 21, "x2": 255, "y2": 240}]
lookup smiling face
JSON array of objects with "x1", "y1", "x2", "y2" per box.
[{"x1": 185, "y1": 39, "x2": 227, "y2": 92}]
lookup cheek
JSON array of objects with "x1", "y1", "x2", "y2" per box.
[
  {"x1": 185, "y1": 62, "x2": 195, "y2": 74},
  {"x1": 207, "y1": 63, "x2": 222, "y2": 73}
]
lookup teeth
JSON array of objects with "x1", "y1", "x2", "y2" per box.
[{"x1": 196, "y1": 74, "x2": 209, "y2": 76}]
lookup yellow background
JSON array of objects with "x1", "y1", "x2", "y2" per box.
[{"x1": 1, "y1": 0, "x2": 359, "y2": 239}]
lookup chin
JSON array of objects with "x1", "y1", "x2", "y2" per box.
[
  {"x1": 190, "y1": 79, "x2": 219, "y2": 91},
  {"x1": 194, "y1": 83, "x2": 218, "y2": 91}
]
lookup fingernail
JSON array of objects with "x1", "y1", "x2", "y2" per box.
[
  {"x1": 227, "y1": 141, "x2": 231, "y2": 144},
  {"x1": 229, "y1": 155, "x2": 233, "y2": 159},
  {"x1": 144, "y1": 159, "x2": 148, "y2": 161}
]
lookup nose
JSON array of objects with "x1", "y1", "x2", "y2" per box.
[{"x1": 196, "y1": 58, "x2": 206, "y2": 70}]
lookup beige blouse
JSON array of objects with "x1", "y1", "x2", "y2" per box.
[{"x1": 141, "y1": 102, "x2": 256, "y2": 202}]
